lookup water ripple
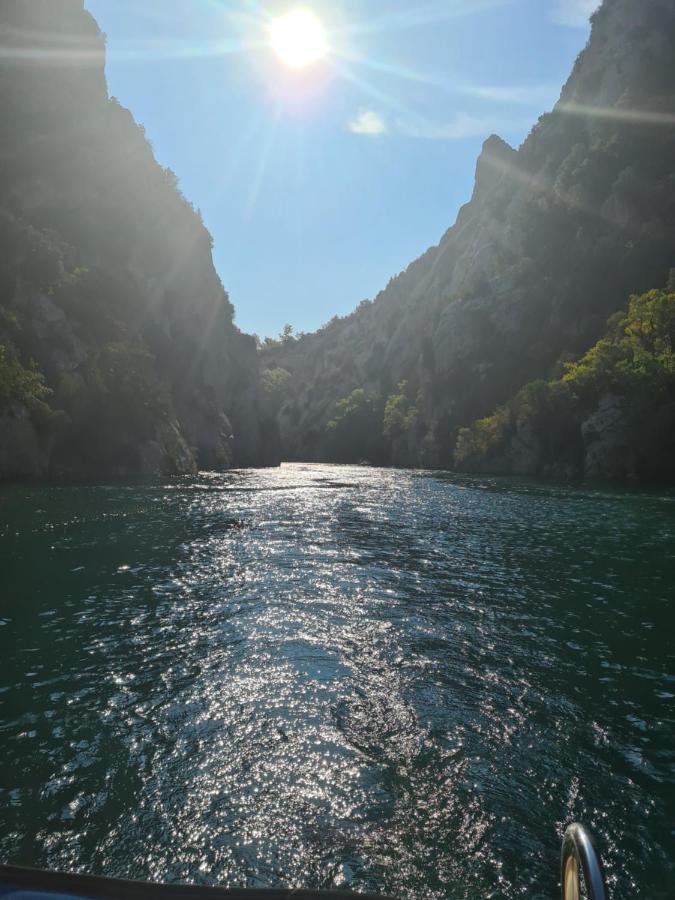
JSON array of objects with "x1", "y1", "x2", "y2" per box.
[{"x1": 1, "y1": 464, "x2": 674, "y2": 898}]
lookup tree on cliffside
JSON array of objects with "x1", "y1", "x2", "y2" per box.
[
  {"x1": 324, "y1": 389, "x2": 383, "y2": 463},
  {"x1": 454, "y1": 283, "x2": 675, "y2": 483},
  {"x1": 383, "y1": 382, "x2": 418, "y2": 439}
]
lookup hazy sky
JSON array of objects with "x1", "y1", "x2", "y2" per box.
[{"x1": 85, "y1": 0, "x2": 596, "y2": 338}]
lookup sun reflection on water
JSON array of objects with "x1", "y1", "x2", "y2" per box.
[{"x1": 1, "y1": 464, "x2": 674, "y2": 897}]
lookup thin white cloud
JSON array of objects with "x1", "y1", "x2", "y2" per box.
[
  {"x1": 349, "y1": 109, "x2": 388, "y2": 136},
  {"x1": 459, "y1": 83, "x2": 559, "y2": 106},
  {"x1": 347, "y1": 109, "x2": 529, "y2": 142},
  {"x1": 397, "y1": 112, "x2": 530, "y2": 141},
  {"x1": 551, "y1": 0, "x2": 600, "y2": 28}
]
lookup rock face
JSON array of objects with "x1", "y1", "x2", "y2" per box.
[
  {"x1": 581, "y1": 394, "x2": 634, "y2": 481},
  {"x1": 0, "y1": 405, "x2": 51, "y2": 479},
  {"x1": 264, "y1": 0, "x2": 675, "y2": 474},
  {"x1": 0, "y1": 0, "x2": 279, "y2": 479}
]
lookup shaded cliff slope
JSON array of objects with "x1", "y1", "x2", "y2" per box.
[
  {"x1": 454, "y1": 277, "x2": 675, "y2": 482},
  {"x1": 263, "y1": 0, "x2": 675, "y2": 479},
  {"x1": 0, "y1": 0, "x2": 279, "y2": 479}
]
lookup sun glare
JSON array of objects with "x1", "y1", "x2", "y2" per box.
[{"x1": 269, "y1": 9, "x2": 328, "y2": 70}]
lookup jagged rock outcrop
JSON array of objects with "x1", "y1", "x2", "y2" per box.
[
  {"x1": 264, "y1": 0, "x2": 675, "y2": 476},
  {"x1": 0, "y1": 0, "x2": 279, "y2": 479}
]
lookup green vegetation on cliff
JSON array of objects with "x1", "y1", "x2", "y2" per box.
[
  {"x1": 324, "y1": 389, "x2": 383, "y2": 463},
  {"x1": 288, "y1": 280, "x2": 675, "y2": 482},
  {"x1": 0, "y1": 0, "x2": 277, "y2": 479},
  {"x1": 383, "y1": 383, "x2": 419, "y2": 441},
  {"x1": 455, "y1": 281, "x2": 675, "y2": 481},
  {"x1": 0, "y1": 343, "x2": 50, "y2": 413}
]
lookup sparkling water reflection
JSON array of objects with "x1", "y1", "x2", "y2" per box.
[{"x1": 1, "y1": 464, "x2": 674, "y2": 898}]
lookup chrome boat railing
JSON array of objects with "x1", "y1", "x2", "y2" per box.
[{"x1": 561, "y1": 823, "x2": 608, "y2": 900}]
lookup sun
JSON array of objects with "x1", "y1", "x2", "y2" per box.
[{"x1": 268, "y1": 9, "x2": 328, "y2": 70}]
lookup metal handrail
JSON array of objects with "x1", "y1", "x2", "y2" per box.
[{"x1": 561, "y1": 823, "x2": 608, "y2": 900}]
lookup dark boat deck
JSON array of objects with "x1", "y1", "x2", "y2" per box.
[{"x1": 0, "y1": 867, "x2": 391, "y2": 900}]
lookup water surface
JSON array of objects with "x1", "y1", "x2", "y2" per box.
[{"x1": 1, "y1": 464, "x2": 673, "y2": 898}]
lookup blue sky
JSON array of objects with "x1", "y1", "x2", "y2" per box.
[{"x1": 85, "y1": 0, "x2": 597, "y2": 339}]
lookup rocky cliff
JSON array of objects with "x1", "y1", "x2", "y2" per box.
[
  {"x1": 263, "y1": 0, "x2": 675, "y2": 480},
  {"x1": 454, "y1": 275, "x2": 675, "y2": 482},
  {"x1": 0, "y1": 0, "x2": 280, "y2": 479}
]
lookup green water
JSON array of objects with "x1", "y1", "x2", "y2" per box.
[{"x1": 1, "y1": 464, "x2": 673, "y2": 898}]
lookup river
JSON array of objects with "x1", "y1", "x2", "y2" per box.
[{"x1": 1, "y1": 464, "x2": 673, "y2": 898}]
